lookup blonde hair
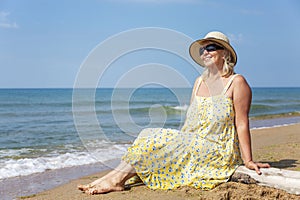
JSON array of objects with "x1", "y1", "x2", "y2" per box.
[{"x1": 222, "y1": 49, "x2": 235, "y2": 77}]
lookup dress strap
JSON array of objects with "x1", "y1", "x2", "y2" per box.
[
  {"x1": 222, "y1": 74, "x2": 239, "y2": 95},
  {"x1": 194, "y1": 76, "x2": 203, "y2": 96}
]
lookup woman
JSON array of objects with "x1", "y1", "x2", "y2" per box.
[{"x1": 78, "y1": 31, "x2": 270, "y2": 194}]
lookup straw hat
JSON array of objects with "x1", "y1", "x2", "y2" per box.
[{"x1": 189, "y1": 31, "x2": 237, "y2": 67}]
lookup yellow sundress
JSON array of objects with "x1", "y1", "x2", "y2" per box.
[{"x1": 122, "y1": 75, "x2": 242, "y2": 190}]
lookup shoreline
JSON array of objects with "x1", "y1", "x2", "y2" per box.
[
  {"x1": 249, "y1": 115, "x2": 300, "y2": 129},
  {"x1": 2, "y1": 123, "x2": 300, "y2": 199}
]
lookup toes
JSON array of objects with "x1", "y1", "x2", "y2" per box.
[
  {"x1": 84, "y1": 186, "x2": 118, "y2": 195},
  {"x1": 77, "y1": 184, "x2": 90, "y2": 191},
  {"x1": 80, "y1": 180, "x2": 125, "y2": 195},
  {"x1": 77, "y1": 184, "x2": 85, "y2": 191},
  {"x1": 86, "y1": 188, "x2": 100, "y2": 195},
  {"x1": 85, "y1": 189, "x2": 91, "y2": 194}
]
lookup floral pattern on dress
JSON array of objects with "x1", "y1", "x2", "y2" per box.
[{"x1": 122, "y1": 76, "x2": 242, "y2": 190}]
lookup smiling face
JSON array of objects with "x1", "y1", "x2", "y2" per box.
[{"x1": 200, "y1": 41, "x2": 225, "y2": 69}]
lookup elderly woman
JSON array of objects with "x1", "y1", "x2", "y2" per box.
[{"x1": 78, "y1": 31, "x2": 270, "y2": 194}]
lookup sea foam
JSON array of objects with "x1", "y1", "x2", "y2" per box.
[{"x1": 0, "y1": 143, "x2": 129, "y2": 180}]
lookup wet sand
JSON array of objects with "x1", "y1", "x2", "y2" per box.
[{"x1": 14, "y1": 123, "x2": 300, "y2": 199}]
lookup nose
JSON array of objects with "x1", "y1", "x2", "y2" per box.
[{"x1": 203, "y1": 49, "x2": 209, "y2": 54}]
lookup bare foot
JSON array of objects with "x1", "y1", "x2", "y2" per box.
[
  {"x1": 78, "y1": 161, "x2": 136, "y2": 194},
  {"x1": 86, "y1": 179, "x2": 125, "y2": 194},
  {"x1": 78, "y1": 177, "x2": 125, "y2": 194},
  {"x1": 78, "y1": 177, "x2": 104, "y2": 192}
]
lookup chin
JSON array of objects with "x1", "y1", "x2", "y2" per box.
[{"x1": 203, "y1": 61, "x2": 215, "y2": 68}]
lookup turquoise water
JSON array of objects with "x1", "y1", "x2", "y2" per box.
[{"x1": 0, "y1": 87, "x2": 299, "y2": 179}]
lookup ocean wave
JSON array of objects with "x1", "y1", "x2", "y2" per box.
[
  {"x1": 73, "y1": 99, "x2": 182, "y2": 107},
  {"x1": 250, "y1": 104, "x2": 275, "y2": 111},
  {"x1": 0, "y1": 152, "x2": 96, "y2": 179},
  {"x1": 172, "y1": 104, "x2": 189, "y2": 111},
  {"x1": 135, "y1": 105, "x2": 186, "y2": 114},
  {"x1": 0, "y1": 142, "x2": 130, "y2": 180},
  {"x1": 89, "y1": 105, "x2": 189, "y2": 116}
]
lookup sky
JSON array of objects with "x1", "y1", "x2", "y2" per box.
[{"x1": 0, "y1": 0, "x2": 300, "y2": 88}]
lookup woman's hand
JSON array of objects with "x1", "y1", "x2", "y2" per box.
[{"x1": 245, "y1": 161, "x2": 270, "y2": 175}]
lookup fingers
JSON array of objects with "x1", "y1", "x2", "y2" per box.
[
  {"x1": 257, "y1": 162, "x2": 270, "y2": 168},
  {"x1": 252, "y1": 162, "x2": 270, "y2": 175},
  {"x1": 253, "y1": 165, "x2": 262, "y2": 175},
  {"x1": 245, "y1": 161, "x2": 270, "y2": 175}
]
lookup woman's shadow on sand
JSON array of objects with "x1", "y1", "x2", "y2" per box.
[{"x1": 261, "y1": 159, "x2": 299, "y2": 169}]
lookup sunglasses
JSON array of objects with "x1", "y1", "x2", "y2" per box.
[{"x1": 199, "y1": 44, "x2": 224, "y2": 55}]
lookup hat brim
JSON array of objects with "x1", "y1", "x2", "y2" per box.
[{"x1": 189, "y1": 38, "x2": 237, "y2": 67}]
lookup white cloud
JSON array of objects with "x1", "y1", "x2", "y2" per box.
[{"x1": 0, "y1": 11, "x2": 18, "y2": 29}]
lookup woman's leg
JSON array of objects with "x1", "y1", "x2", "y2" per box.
[{"x1": 78, "y1": 161, "x2": 137, "y2": 194}]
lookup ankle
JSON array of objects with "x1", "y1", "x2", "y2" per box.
[
  {"x1": 111, "y1": 171, "x2": 136, "y2": 186},
  {"x1": 104, "y1": 171, "x2": 126, "y2": 186}
]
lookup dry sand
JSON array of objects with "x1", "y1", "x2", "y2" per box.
[{"x1": 19, "y1": 123, "x2": 300, "y2": 200}]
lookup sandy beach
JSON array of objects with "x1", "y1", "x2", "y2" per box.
[{"x1": 16, "y1": 123, "x2": 300, "y2": 199}]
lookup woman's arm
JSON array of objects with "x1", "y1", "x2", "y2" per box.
[{"x1": 233, "y1": 75, "x2": 270, "y2": 174}]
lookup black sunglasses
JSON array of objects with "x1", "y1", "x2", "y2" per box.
[{"x1": 199, "y1": 44, "x2": 224, "y2": 55}]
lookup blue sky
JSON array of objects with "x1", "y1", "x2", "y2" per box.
[{"x1": 0, "y1": 0, "x2": 300, "y2": 88}]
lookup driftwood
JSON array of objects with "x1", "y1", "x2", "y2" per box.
[{"x1": 231, "y1": 166, "x2": 300, "y2": 195}]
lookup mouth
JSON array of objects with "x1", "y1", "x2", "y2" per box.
[{"x1": 203, "y1": 56, "x2": 212, "y2": 61}]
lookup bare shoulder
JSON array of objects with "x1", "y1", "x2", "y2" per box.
[
  {"x1": 232, "y1": 74, "x2": 251, "y2": 89},
  {"x1": 233, "y1": 74, "x2": 248, "y2": 84},
  {"x1": 232, "y1": 74, "x2": 252, "y2": 99}
]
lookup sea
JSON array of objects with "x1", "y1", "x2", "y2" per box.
[{"x1": 0, "y1": 87, "x2": 300, "y2": 198}]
